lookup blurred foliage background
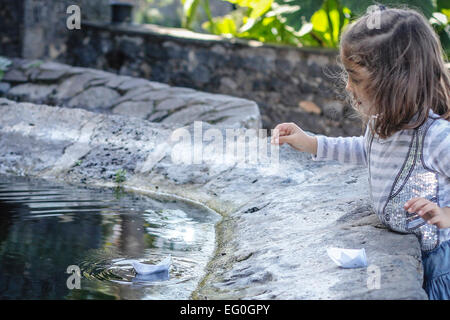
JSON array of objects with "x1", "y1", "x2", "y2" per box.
[
  {"x1": 135, "y1": 0, "x2": 450, "y2": 61},
  {"x1": 135, "y1": 0, "x2": 450, "y2": 59}
]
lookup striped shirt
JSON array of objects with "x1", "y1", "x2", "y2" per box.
[{"x1": 311, "y1": 109, "x2": 450, "y2": 242}]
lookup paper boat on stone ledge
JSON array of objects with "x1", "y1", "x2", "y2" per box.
[
  {"x1": 131, "y1": 255, "x2": 172, "y2": 275},
  {"x1": 326, "y1": 247, "x2": 367, "y2": 269}
]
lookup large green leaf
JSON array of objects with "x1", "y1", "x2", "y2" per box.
[
  {"x1": 273, "y1": 0, "x2": 325, "y2": 31},
  {"x1": 182, "y1": 0, "x2": 201, "y2": 28},
  {"x1": 237, "y1": 14, "x2": 302, "y2": 45},
  {"x1": 438, "y1": 0, "x2": 450, "y2": 21},
  {"x1": 203, "y1": 15, "x2": 238, "y2": 35},
  {"x1": 227, "y1": 0, "x2": 273, "y2": 19},
  {"x1": 309, "y1": 0, "x2": 350, "y2": 47},
  {"x1": 437, "y1": 0, "x2": 450, "y2": 11}
]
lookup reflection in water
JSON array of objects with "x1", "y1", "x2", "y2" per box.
[{"x1": 0, "y1": 175, "x2": 220, "y2": 300}]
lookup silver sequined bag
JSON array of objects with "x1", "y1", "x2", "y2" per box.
[{"x1": 368, "y1": 117, "x2": 440, "y2": 252}]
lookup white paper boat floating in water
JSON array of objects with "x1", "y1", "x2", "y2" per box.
[
  {"x1": 131, "y1": 255, "x2": 172, "y2": 275},
  {"x1": 326, "y1": 247, "x2": 367, "y2": 269}
]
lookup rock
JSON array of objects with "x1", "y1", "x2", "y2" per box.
[
  {"x1": 155, "y1": 98, "x2": 186, "y2": 111},
  {"x1": 299, "y1": 100, "x2": 322, "y2": 115},
  {"x1": 191, "y1": 64, "x2": 211, "y2": 84},
  {"x1": 112, "y1": 101, "x2": 154, "y2": 118},
  {"x1": 133, "y1": 90, "x2": 173, "y2": 102},
  {"x1": 114, "y1": 86, "x2": 154, "y2": 104},
  {"x1": 105, "y1": 76, "x2": 129, "y2": 89},
  {"x1": 55, "y1": 73, "x2": 96, "y2": 101},
  {"x1": 160, "y1": 104, "x2": 213, "y2": 126},
  {"x1": 2, "y1": 69, "x2": 28, "y2": 83},
  {"x1": 0, "y1": 82, "x2": 11, "y2": 95},
  {"x1": 39, "y1": 61, "x2": 71, "y2": 71},
  {"x1": 8, "y1": 84, "x2": 57, "y2": 103},
  {"x1": 220, "y1": 77, "x2": 238, "y2": 91},
  {"x1": 118, "y1": 79, "x2": 151, "y2": 91},
  {"x1": 148, "y1": 81, "x2": 170, "y2": 90},
  {"x1": 68, "y1": 86, "x2": 120, "y2": 110},
  {"x1": 147, "y1": 110, "x2": 168, "y2": 122},
  {"x1": 36, "y1": 69, "x2": 67, "y2": 81}
]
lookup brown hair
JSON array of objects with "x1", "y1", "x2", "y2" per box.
[{"x1": 339, "y1": 6, "x2": 450, "y2": 139}]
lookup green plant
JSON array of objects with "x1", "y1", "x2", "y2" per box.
[
  {"x1": 432, "y1": 0, "x2": 450, "y2": 58},
  {"x1": 182, "y1": 0, "x2": 215, "y2": 30},
  {"x1": 200, "y1": 1, "x2": 303, "y2": 46},
  {"x1": 113, "y1": 186, "x2": 126, "y2": 199},
  {"x1": 294, "y1": 0, "x2": 352, "y2": 48},
  {"x1": 0, "y1": 56, "x2": 12, "y2": 82},
  {"x1": 181, "y1": 0, "x2": 450, "y2": 57},
  {"x1": 114, "y1": 169, "x2": 127, "y2": 184}
]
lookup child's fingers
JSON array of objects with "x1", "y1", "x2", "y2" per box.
[
  {"x1": 274, "y1": 123, "x2": 294, "y2": 136},
  {"x1": 278, "y1": 134, "x2": 294, "y2": 145},
  {"x1": 271, "y1": 130, "x2": 288, "y2": 145},
  {"x1": 427, "y1": 215, "x2": 441, "y2": 226},
  {"x1": 405, "y1": 197, "x2": 434, "y2": 213},
  {"x1": 274, "y1": 124, "x2": 289, "y2": 133},
  {"x1": 404, "y1": 197, "x2": 422, "y2": 209},
  {"x1": 417, "y1": 203, "x2": 439, "y2": 218},
  {"x1": 405, "y1": 198, "x2": 426, "y2": 213}
]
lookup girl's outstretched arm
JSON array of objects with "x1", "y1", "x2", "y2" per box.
[
  {"x1": 271, "y1": 122, "x2": 369, "y2": 167},
  {"x1": 311, "y1": 134, "x2": 368, "y2": 166},
  {"x1": 310, "y1": 124, "x2": 370, "y2": 167}
]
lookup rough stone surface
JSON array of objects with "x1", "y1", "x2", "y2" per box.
[
  {"x1": 1, "y1": 59, "x2": 261, "y2": 129},
  {"x1": 0, "y1": 98, "x2": 428, "y2": 300}
]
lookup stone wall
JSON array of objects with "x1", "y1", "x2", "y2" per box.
[
  {"x1": 0, "y1": 0, "x2": 110, "y2": 60},
  {"x1": 0, "y1": 0, "x2": 25, "y2": 58},
  {"x1": 62, "y1": 22, "x2": 361, "y2": 136},
  {"x1": 22, "y1": 0, "x2": 111, "y2": 60},
  {"x1": 0, "y1": 58, "x2": 261, "y2": 129}
]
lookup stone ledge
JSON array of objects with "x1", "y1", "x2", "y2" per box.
[
  {"x1": 81, "y1": 21, "x2": 342, "y2": 56},
  {"x1": 0, "y1": 98, "x2": 427, "y2": 299}
]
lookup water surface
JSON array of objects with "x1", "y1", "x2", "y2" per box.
[{"x1": 0, "y1": 174, "x2": 220, "y2": 299}]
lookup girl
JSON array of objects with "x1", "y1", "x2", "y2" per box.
[{"x1": 272, "y1": 6, "x2": 450, "y2": 300}]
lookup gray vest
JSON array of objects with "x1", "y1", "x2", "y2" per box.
[{"x1": 368, "y1": 116, "x2": 440, "y2": 252}]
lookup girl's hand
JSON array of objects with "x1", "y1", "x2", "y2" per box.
[
  {"x1": 404, "y1": 197, "x2": 450, "y2": 229},
  {"x1": 270, "y1": 122, "x2": 318, "y2": 155}
]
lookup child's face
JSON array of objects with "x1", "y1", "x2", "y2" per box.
[{"x1": 342, "y1": 59, "x2": 372, "y2": 116}]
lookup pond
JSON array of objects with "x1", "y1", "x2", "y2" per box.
[{"x1": 0, "y1": 174, "x2": 221, "y2": 300}]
